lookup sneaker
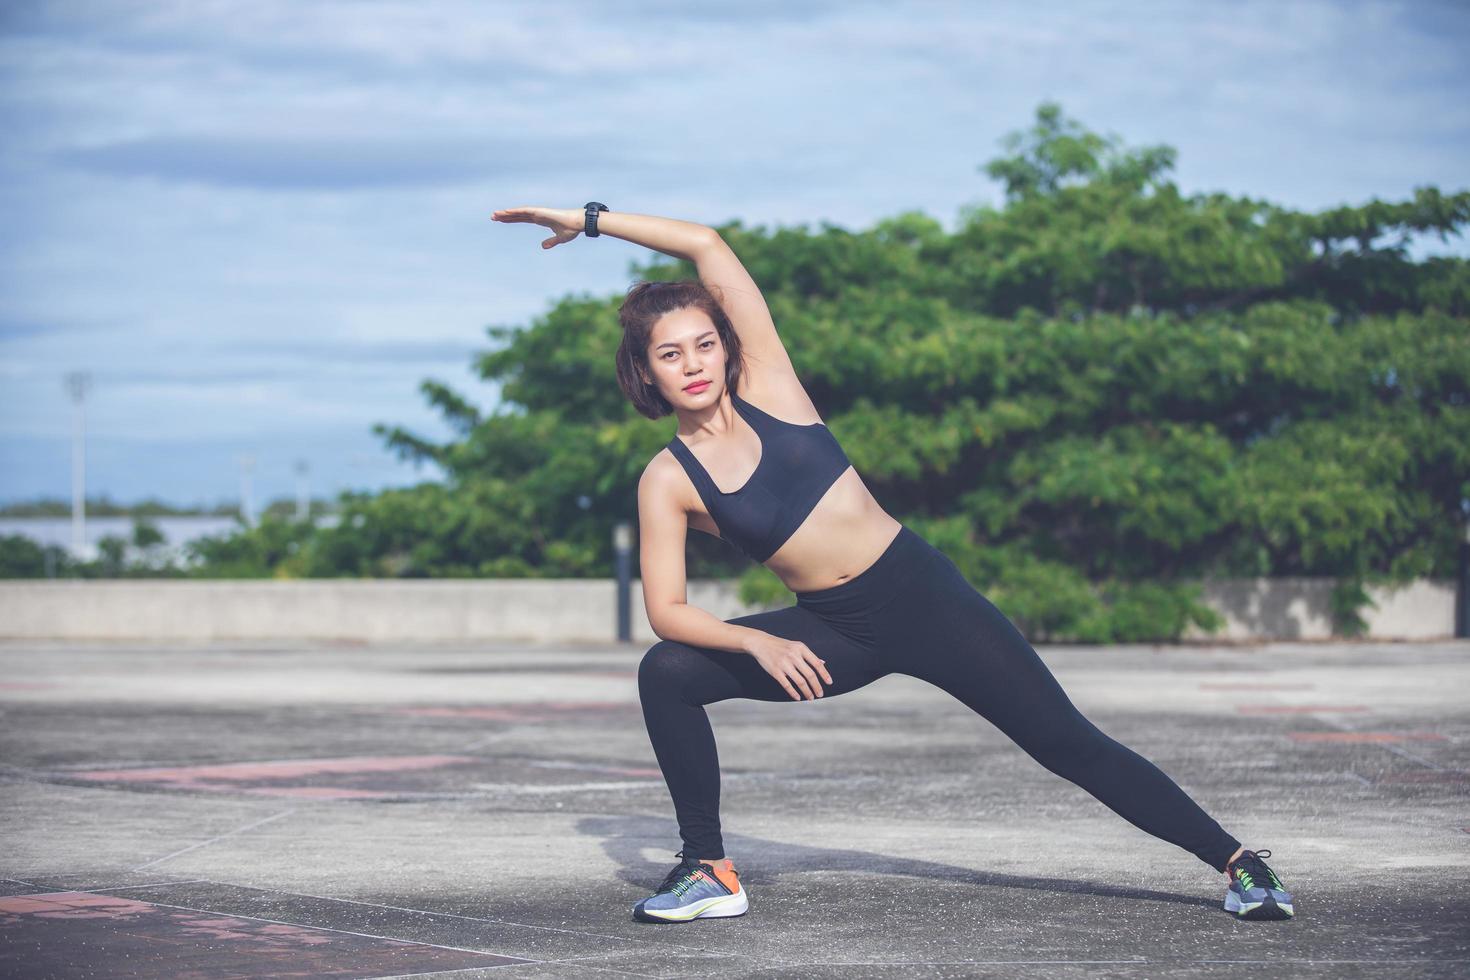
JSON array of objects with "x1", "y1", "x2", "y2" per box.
[
  {"x1": 631, "y1": 850, "x2": 748, "y2": 923},
  {"x1": 1224, "y1": 848, "x2": 1294, "y2": 920}
]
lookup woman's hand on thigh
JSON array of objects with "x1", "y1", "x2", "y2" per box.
[{"x1": 744, "y1": 633, "x2": 834, "y2": 701}]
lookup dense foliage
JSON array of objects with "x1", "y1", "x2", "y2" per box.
[{"x1": 10, "y1": 104, "x2": 1467, "y2": 641}]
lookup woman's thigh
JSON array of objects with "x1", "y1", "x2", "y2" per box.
[
  {"x1": 642, "y1": 604, "x2": 889, "y2": 707},
  {"x1": 872, "y1": 546, "x2": 1091, "y2": 744}
]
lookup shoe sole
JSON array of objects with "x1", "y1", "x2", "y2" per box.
[
  {"x1": 1224, "y1": 889, "x2": 1295, "y2": 921},
  {"x1": 632, "y1": 889, "x2": 749, "y2": 923}
]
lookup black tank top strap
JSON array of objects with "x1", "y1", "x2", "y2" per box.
[
  {"x1": 729, "y1": 389, "x2": 781, "y2": 431},
  {"x1": 666, "y1": 435, "x2": 719, "y2": 507}
]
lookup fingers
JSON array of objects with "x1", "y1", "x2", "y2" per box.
[
  {"x1": 775, "y1": 659, "x2": 813, "y2": 701},
  {"x1": 777, "y1": 675, "x2": 800, "y2": 701},
  {"x1": 791, "y1": 660, "x2": 823, "y2": 700},
  {"x1": 787, "y1": 669, "x2": 814, "y2": 701},
  {"x1": 490, "y1": 207, "x2": 537, "y2": 224},
  {"x1": 762, "y1": 643, "x2": 832, "y2": 702},
  {"x1": 812, "y1": 654, "x2": 833, "y2": 686}
]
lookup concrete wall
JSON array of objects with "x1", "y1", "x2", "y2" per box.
[
  {"x1": 0, "y1": 579, "x2": 721, "y2": 645},
  {"x1": 1183, "y1": 577, "x2": 1456, "y2": 641},
  {"x1": 0, "y1": 576, "x2": 1458, "y2": 644}
]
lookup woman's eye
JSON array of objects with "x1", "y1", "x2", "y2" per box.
[{"x1": 700, "y1": 341, "x2": 714, "y2": 349}]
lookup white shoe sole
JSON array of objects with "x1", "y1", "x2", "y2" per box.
[
  {"x1": 1224, "y1": 888, "x2": 1294, "y2": 920},
  {"x1": 633, "y1": 888, "x2": 749, "y2": 922}
]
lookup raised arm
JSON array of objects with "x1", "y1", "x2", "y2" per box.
[
  {"x1": 490, "y1": 205, "x2": 796, "y2": 379},
  {"x1": 690, "y1": 231, "x2": 796, "y2": 380}
]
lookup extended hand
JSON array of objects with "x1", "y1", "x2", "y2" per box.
[
  {"x1": 490, "y1": 206, "x2": 585, "y2": 249},
  {"x1": 745, "y1": 633, "x2": 833, "y2": 701}
]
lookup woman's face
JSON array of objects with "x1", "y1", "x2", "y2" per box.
[{"x1": 646, "y1": 307, "x2": 726, "y2": 408}]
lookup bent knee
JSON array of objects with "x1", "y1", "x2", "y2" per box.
[{"x1": 638, "y1": 639, "x2": 698, "y2": 693}]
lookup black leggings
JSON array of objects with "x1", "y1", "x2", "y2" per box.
[{"x1": 638, "y1": 525, "x2": 1242, "y2": 872}]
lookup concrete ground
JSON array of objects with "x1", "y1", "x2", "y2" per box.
[{"x1": 0, "y1": 636, "x2": 1466, "y2": 979}]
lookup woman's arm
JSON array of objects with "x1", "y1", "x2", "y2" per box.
[
  {"x1": 491, "y1": 205, "x2": 716, "y2": 261},
  {"x1": 591, "y1": 210, "x2": 716, "y2": 261},
  {"x1": 591, "y1": 209, "x2": 796, "y2": 378},
  {"x1": 692, "y1": 233, "x2": 796, "y2": 380},
  {"x1": 638, "y1": 462, "x2": 755, "y2": 652},
  {"x1": 492, "y1": 204, "x2": 796, "y2": 381}
]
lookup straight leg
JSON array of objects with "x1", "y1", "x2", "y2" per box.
[{"x1": 875, "y1": 550, "x2": 1242, "y2": 872}]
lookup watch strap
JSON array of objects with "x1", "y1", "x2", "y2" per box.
[{"x1": 584, "y1": 201, "x2": 609, "y2": 237}]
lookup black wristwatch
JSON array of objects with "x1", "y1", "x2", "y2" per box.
[{"x1": 583, "y1": 201, "x2": 609, "y2": 237}]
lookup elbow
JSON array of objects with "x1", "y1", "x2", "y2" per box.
[
  {"x1": 646, "y1": 608, "x2": 670, "y2": 641},
  {"x1": 696, "y1": 225, "x2": 724, "y2": 251},
  {"x1": 646, "y1": 601, "x2": 684, "y2": 641}
]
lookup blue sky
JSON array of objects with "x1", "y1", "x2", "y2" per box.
[{"x1": 2, "y1": 0, "x2": 1467, "y2": 511}]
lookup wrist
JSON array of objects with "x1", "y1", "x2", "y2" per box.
[{"x1": 581, "y1": 201, "x2": 609, "y2": 237}]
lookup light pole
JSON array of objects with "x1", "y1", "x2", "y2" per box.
[
  {"x1": 239, "y1": 454, "x2": 256, "y2": 527},
  {"x1": 1458, "y1": 515, "x2": 1469, "y2": 639},
  {"x1": 63, "y1": 371, "x2": 91, "y2": 558},
  {"x1": 294, "y1": 458, "x2": 310, "y2": 521},
  {"x1": 614, "y1": 520, "x2": 633, "y2": 643}
]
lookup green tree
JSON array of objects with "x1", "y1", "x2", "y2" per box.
[{"x1": 0, "y1": 534, "x2": 70, "y2": 578}]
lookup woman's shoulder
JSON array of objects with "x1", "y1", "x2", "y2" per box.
[{"x1": 642, "y1": 445, "x2": 695, "y2": 500}]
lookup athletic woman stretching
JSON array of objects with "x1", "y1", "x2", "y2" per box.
[{"x1": 492, "y1": 204, "x2": 1295, "y2": 925}]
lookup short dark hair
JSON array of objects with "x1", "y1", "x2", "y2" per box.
[{"x1": 615, "y1": 279, "x2": 746, "y2": 419}]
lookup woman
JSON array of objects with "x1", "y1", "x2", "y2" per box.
[{"x1": 492, "y1": 204, "x2": 1295, "y2": 926}]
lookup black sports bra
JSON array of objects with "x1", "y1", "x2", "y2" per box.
[{"x1": 666, "y1": 389, "x2": 853, "y2": 562}]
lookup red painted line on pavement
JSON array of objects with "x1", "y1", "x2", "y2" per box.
[
  {"x1": 240, "y1": 786, "x2": 401, "y2": 799},
  {"x1": 0, "y1": 891, "x2": 526, "y2": 977},
  {"x1": 65, "y1": 755, "x2": 481, "y2": 799},
  {"x1": 529, "y1": 760, "x2": 663, "y2": 778},
  {"x1": 1287, "y1": 732, "x2": 1446, "y2": 743},
  {"x1": 389, "y1": 701, "x2": 633, "y2": 721},
  {"x1": 1235, "y1": 705, "x2": 1369, "y2": 714},
  {"x1": 0, "y1": 891, "x2": 159, "y2": 918},
  {"x1": 1199, "y1": 682, "x2": 1315, "y2": 691},
  {"x1": 72, "y1": 755, "x2": 477, "y2": 784}
]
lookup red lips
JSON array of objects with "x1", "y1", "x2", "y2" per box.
[{"x1": 684, "y1": 380, "x2": 711, "y2": 393}]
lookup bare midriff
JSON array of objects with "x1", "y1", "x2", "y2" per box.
[{"x1": 686, "y1": 465, "x2": 903, "y2": 593}]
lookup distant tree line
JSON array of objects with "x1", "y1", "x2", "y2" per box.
[{"x1": 0, "y1": 495, "x2": 239, "y2": 518}]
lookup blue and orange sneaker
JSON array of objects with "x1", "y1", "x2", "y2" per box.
[
  {"x1": 631, "y1": 851, "x2": 748, "y2": 923},
  {"x1": 1224, "y1": 848, "x2": 1294, "y2": 920}
]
